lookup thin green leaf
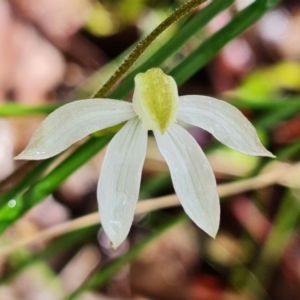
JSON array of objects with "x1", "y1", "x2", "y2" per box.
[
  {"x1": 0, "y1": 159, "x2": 55, "y2": 206},
  {"x1": 0, "y1": 135, "x2": 113, "y2": 233},
  {"x1": 170, "y1": 0, "x2": 282, "y2": 85},
  {"x1": 0, "y1": 103, "x2": 61, "y2": 117}
]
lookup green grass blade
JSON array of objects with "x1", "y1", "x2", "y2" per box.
[
  {"x1": 170, "y1": 0, "x2": 282, "y2": 85},
  {"x1": 0, "y1": 135, "x2": 113, "y2": 233},
  {"x1": 0, "y1": 159, "x2": 55, "y2": 206},
  {"x1": 0, "y1": 103, "x2": 61, "y2": 117}
]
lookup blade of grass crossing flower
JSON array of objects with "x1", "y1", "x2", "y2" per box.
[{"x1": 170, "y1": 0, "x2": 282, "y2": 85}]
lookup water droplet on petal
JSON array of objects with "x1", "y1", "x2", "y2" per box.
[
  {"x1": 110, "y1": 220, "x2": 121, "y2": 228},
  {"x1": 36, "y1": 151, "x2": 46, "y2": 155},
  {"x1": 8, "y1": 199, "x2": 16, "y2": 208},
  {"x1": 116, "y1": 192, "x2": 128, "y2": 206}
]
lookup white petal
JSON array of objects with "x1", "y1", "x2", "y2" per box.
[
  {"x1": 97, "y1": 117, "x2": 147, "y2": 248},
  {"x1": 177, "y1": 96, "x2": 274, "y2": 157},
  {"x1": 15, "y1": 99, "x2": 136, "y2": 160},
  {"x1": 154, "y1": 124, "x2": 220, "y2": 238}
]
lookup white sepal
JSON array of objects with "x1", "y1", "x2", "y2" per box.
[
  {"x1": 15, "y1": 99, "x2": 136, "y2": 160},
  {"x1": 97, "y1": 117, "x2": 147, "y2": 249},
  {"x1": 154, "y1": 124, "x2": 220, "y2": 238},
  {"x1": 177, "y1": 95, "x2": 274, "y2": 157}
]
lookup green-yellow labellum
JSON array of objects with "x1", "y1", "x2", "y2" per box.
[{"x1": 133, "y1": 68, "x2": 178, "y2": 134}]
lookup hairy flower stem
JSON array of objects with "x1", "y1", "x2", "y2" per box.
[{"x1": 93, "y1": 0, "x2": 208, "y2": 98}]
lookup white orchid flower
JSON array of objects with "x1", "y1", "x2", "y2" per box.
[{"x1": 16, "y1": 68, "x2": 274, "y2": 248}]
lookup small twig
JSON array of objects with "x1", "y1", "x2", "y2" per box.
[{"x1": 0, "y1": 162, "x2": 291, "y2": 259}]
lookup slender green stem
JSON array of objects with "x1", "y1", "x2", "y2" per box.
[{"x1": 93, "y1": 0, "x2": 208, "y2": 98}]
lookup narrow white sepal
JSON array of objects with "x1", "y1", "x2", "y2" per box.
[
  {"x1": 177, "y1": 96, "x2": 275, "y2": 157},
  {"x1": 15, "y1": 99, "x2": 136, "y2": 160},
  {"x1": 154, "y1": 124, "x2": 220, "y2": 238},
  {"x1": 97, "y1": 117, "x2": 147, "y2": 249}
]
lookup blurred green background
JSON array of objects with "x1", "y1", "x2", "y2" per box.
[{"x1": 1, "y1": 0, "x2": 300, "y2": 299}]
